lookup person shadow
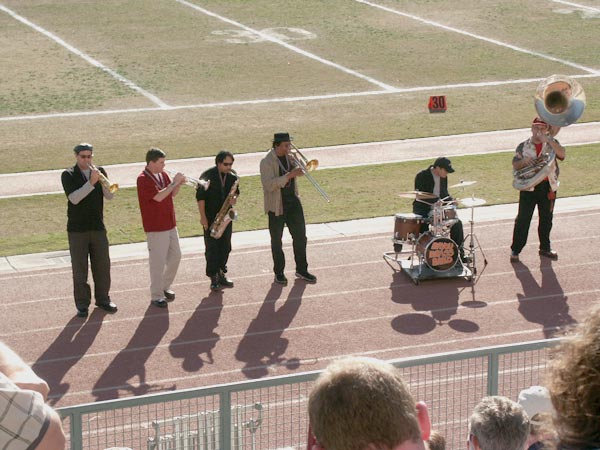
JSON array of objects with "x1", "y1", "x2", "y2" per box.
[
  {"x1": 93, "y1": 305, "x2": 174, "y2": 401},
  {"x1": 169, "y1": 293, "x2": 223, "y2": 372},
  {"x1": 234, "y1": 281, "x2": 305, "y2": 379},
  {"x1": 513, "y1": 259, "x2": 577, "y2": 338},
  {"x1": 390, "y1": 270, "x2": 479, "y2": 335},
  {"x1": 32, "y1": 309, "x2": 104, "y2": 406}
]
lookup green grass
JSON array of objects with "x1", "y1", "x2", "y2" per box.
[{"x1": 1, "y1": 144, "x2": 598, "y2": 256}]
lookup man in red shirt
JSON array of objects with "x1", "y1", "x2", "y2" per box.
[{"x1": 137, "y1": 148, "x2": 185, "y2": 308}]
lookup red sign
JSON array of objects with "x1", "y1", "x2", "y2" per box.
[{"x1": 428, "y1": 95, "x2": 447, "y2": 113}]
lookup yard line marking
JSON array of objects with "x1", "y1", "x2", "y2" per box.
[
  {"x1": 0, "y1": 3, "x2": 170, "y2": 108},
  {"x1": 1, "y1": 73, "x2": 599, "y2": 123},
  {"x1": 355, "y1": 0, "x2": 600, "y2": 75},
  {"x1": 173, "y1": 0, "x2": 397, "y2": 91},
  {"x1": 552, "y1": 0, "x2": 600, "y2": 13}
]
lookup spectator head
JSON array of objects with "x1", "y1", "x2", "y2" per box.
[
  {"x1": 547, "y1": 305, "x2": 600, "y2": 450},
  {"x1": 468, "y1": 396, "x2": 530, "y2": 450},
  {"x1": 308, "y1": 357, "x2": 431, "y2": 450},
  {"x1": 426, "y1": 430, "x2": 446, "y2": 450},
  {"x1": 518, "y1": 386, "x2": 556, "y2": 441}
]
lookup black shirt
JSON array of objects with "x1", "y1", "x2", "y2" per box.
[
  {"x1": 277, "y1": 155, "x2": 296, "y2": 203},
  {"x1": 196, "y1": 166, "x2": 239, "y2": 223}
]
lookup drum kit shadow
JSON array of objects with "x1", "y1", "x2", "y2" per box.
[{"x1": 384, "y1": 181, "x2": 488, "y2": 285}]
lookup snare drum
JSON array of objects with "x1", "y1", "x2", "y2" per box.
[
  {"x1": 416, "y1": 233, "x2": 459, "y2": 271},
  {"x1": 394, "y1": 213, "x2": 426, "y2": 242}
]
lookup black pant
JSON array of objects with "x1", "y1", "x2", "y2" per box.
[
  {"x1": 68, "y1": 230, "x2": 111, "y2": 310},
  {"x1": 204, "y1": 222, "x2": 232, "y2": 277},
  {"x1": 511, "y1": 181, "x2": 555, "y2": 255},
  {"x1": 268, "y1": 198, "x2": 308, "y2": 275}
]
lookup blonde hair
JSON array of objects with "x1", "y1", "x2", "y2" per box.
[
  {"x1": 308, "y1": 357, "x2": 421, "y2": 450},
  {"x1": 547, "y1": 305, "x2": 600, "y2": 449}
]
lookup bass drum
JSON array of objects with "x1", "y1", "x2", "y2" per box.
[{"x1": 416, "y1": 233, "x2": 459, "y2": 271}]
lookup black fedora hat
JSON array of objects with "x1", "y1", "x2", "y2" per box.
[{"x1": 273, "y1": 132, "x2": 293, "y2": 143}]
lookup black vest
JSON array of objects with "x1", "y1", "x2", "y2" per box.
[{"x1": 61, "y1": 165, "x2": 106, "y2": 232}]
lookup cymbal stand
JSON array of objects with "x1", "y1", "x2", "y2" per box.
[{"x1": 464, "y1": 201, "x2": 488, "y2": 275}]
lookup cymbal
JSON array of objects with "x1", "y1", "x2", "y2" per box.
[
  {"x1": 460, "y1": 197, "x2": 487, "y2": 208},
  {"x1": 397, "y1": 190, "x2": 438, "y2": 200},
  {"x1": 450, "y1": 180, "x2": 477, "y2": 188}
]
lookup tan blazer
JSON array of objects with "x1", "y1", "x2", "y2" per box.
[{"x1": 259, "y1": 149, "x2": 299, "y2": 216}]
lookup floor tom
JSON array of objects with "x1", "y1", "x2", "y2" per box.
[{"x1": 394, "y1": 213, "x2": 426, "y2": 242}]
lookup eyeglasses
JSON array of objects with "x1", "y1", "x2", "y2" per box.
[
  {"x1": 222, "y1": 162, "x2": 233, "y2": 167},
  {"x1": 78, "y1": 154, "x2": 93, "y2": 159}
]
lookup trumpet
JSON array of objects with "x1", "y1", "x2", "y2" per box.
[
  {"x1": 165, "y1": 169, "x2": 210, "y2": 190},
  {"x1": 88, "y1": 163, "x2": 119, "y2": 193},
  {"x1": 289, "y1": 143, "x2": 330, "y2": 202}
]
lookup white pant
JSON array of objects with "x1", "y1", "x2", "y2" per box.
[{"x1": 146, "y1": 227, "x2": 181, "y2": 300}]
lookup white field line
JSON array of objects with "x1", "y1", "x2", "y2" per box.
[
  {"x1": 552, "y1": 0, "x2": 600, "y2": 13},
  {"x1": 0, "y1": 3, "x2": 169, "y2": 108},
  {"x1": 2, "y1": 73, "x2": 599, "y2": 123},
  {"x1": 355, "y1": 0, "x2": 600, "y2": 75},
  {"x1": 174, "y1": 0, "x2": 397, "y2": 91}
]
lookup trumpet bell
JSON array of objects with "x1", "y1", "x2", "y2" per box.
[
  {"x1": 108, "y1": 183, "x2": 119, "y2": 194},
  {"x1": 534, "y1": 75, "x2": 586, "y2": 127},
  {"x1": 305, "y1": 159, "x2": 319, "y2": 171}
]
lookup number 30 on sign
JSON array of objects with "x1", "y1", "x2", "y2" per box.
[{"x1": 428, "y1": 95, "x2": 447, "y2": 113}]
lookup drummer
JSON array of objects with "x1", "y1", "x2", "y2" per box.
[{"x1": 412, "y1": 157, "x2": 466, "y2": 258}]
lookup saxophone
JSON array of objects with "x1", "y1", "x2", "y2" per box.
[{"x1": 209, "y1": 179, "x2": 239, "y2": 239}]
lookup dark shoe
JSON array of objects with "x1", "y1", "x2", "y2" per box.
[
  {"x1": 151, "y1": 298, "x2": 168, "y2": 308},
  {"x1": 164, "y1": 290, "x2": 176, "y2": 301},
  {"x1": 510, "y1": 252, "x2": 520, "y2": 263},
  {"x1": 539, "y1": 249, "x2": 558, "y2": 260},
  {"x1": 295, "y1": 271, "x2": 317, "y2": 283},
  {"x1": 95, "y1": 302, "x2": 118, "y2": 313},
  {"x1": 210, "y1": 276, "x2": 221, "y2": 291},
  {"x1": 218, "y1": 270, "x2": 234, "y2": 288},
  {"x1": 274, "y1": 273, "x2": 288, "y2": 285},
  {"x1": 76, "y1": 308, "x2": 88, "y2": 318}
]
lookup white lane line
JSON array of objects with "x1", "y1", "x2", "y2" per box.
[
  {"x1": 2, "y1": 72, "x2": 599, "y2": 123},
  {"x1": 173, "y1": 0, "x2": 397, "y2": 91},
  {"x1": 47, "y1": 325, "x2": 568, "y2": 400},
  {"x1": 0, "y1": 3, "x2": 170, "y2": 108},
  {"x1": 355, "y1": 0, "x2": 600, "y2": 75},
  {"x1": 552, "y1": 0, "x2": 600, "y2": 13}
]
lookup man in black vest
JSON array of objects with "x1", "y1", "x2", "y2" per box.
[
  {"x1": 412, "y1": 157, "x2": 465, "y2": 254},
  {"x1": 61, "y1": 143, "x2": 117, "y2": 318}
]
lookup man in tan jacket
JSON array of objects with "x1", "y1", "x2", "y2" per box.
[{"x1": 259, "y1": 132, "x2": 316, "y2": 285}]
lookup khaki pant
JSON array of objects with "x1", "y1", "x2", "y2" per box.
[{"x1": 146, "y1": 227, "x2": 181, "y2": 300}]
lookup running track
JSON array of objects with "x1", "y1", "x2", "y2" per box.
[{"x1": 1, "y1": 210, "x2": 598, "y2": 408}]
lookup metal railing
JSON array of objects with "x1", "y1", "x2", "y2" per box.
[{"x1": 58, "y1": 338, "x2": 559, "y2": 450}]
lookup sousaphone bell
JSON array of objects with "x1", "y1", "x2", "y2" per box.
[{"x1": 534, "y1": 74, "x2": 586, "y2": 127}]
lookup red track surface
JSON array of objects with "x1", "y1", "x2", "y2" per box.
[{"x1": 1, "y1": 210, "x2": 599, "y2": 408}]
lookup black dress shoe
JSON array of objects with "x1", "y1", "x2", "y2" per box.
[
  {"x1": 164, "y1": 290, "x2": 176, "y2": 301},
  {"x1": 295, "y1": 271, "x2": 317, "y2": 283},
  {"x1": 539, "y1": 249, "x2": 558, "y2": 260},
  {"x1": 274, "y1": 273, "x2": 288, "y2": 285},
  {"x1": 76, "y1": 308, "x2": 88, "y2": 318},
  {"x1": 218, "y1": 270, "x2": 234, "y2": 288},
  {"x1": 210, "y1": 276, "x2": 221, "y2": 291},
  {"x1": 151, "y1": 298, "x2": 168, "y2": 308},
  {"x1": 95, "y1": 302, "x2": 118, "y2": 313}
]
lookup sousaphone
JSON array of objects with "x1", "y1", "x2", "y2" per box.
[{"x1": 513, "y1": 75, "x2": 586, "y2": 191}]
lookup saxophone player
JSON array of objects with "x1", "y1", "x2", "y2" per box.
[
  {"x1": 197, "y1": 151, "x2": 240, "y2": 291},
  {"x1": 510, "y1": 118, "x2": 565, "y2": 263}
]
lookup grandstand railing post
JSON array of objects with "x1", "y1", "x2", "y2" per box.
[
  {"x1": 69, "y1": 412, "x2": 83, "y2": 450},
  {"x1": 487, "y1": 351, "x2": 500, "y2": 396},
  {"x1": 220, "y1": 391, "x2": 232, "y2": 450}
]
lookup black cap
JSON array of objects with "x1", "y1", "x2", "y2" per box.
[
  {"x1": 433, "y1": 157, "x2": 454, "y2": 173},
  {"x1": 73, "y1": 143, "x2": 93, "y2": 153},
  {"x1": 273, "y1": 132, "x2": 293, "y2": 143}
]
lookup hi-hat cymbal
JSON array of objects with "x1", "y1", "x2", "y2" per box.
[
  {"x1": 450, "y1": 180, "x2": 477, "y2": 188},
  {"x1": 397, "y1": 190, "x2": 438, "y2": 199},
  {"x1": 460, "y1": 197, "x2": 487, "y2": 208}
]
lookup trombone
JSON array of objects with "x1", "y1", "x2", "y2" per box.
[
  {"x1": 289, "y1": 143, "x2": 330, "y2": 202},
  {"x1": 88, "y1": 163, "x2": 119, "y2": 193},
  {"x1": 165, "y1": 169, "x2": 210, "y2": 190}
]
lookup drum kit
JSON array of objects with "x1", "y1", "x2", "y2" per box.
[{"x1": 384, "y1": 181, "x2": 488, "y2": 285}]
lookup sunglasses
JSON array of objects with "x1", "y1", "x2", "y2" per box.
[
  {"x1": 78, "y1": 154, "x2": 93, "y2": 159},
  {"x1": 222, "y1": 162, "x2": 233, "y2": 167}
]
